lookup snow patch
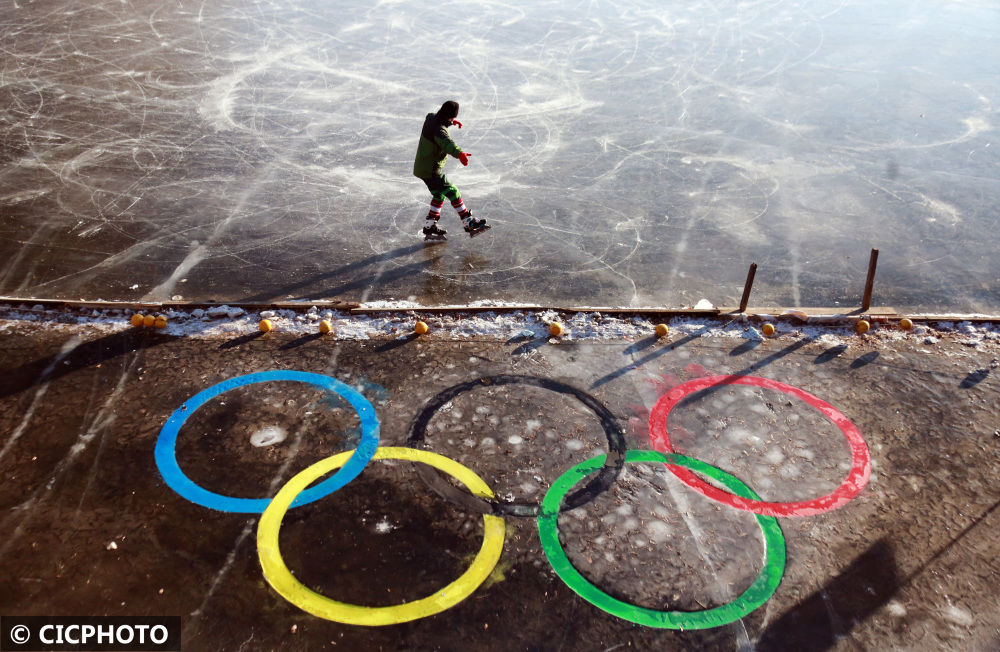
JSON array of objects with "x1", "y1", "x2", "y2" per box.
[{"x1": 1, "y1": 304, "x2": 999, "y2": 356}]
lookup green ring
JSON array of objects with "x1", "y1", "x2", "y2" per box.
[{"x1": 537, "y1": 450, "x2": 786, "y2": 630}]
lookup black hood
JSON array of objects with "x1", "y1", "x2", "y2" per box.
[{"x1": 436, "y1": 100, "x2": 459, "y2": 122}]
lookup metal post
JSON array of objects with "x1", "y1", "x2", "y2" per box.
[
  {"x1": 739, "y1": 263, "x2": 757, "y2": 313},
  {"x1": 862, "y1": 248, "x2": 879, "y2": 311}
]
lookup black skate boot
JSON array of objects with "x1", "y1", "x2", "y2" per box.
[
  {"x1": 422, "y1": 221, "x2": 448, "y2": 242},
  {"x1": 461, "y1": 212, "x2": 490, "y2": 238}
]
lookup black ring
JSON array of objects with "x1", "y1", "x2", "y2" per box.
[{"x1": 405, "y1": 374, "x2": 627, "y2": 517}]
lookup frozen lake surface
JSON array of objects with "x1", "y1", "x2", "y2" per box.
[{"x1": 1, "y1": 0, "x2": 997, "y2": 312}]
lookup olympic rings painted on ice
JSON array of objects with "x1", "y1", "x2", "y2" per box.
[
  {"x1": 537, "y1": 450, "x2": 786, "y2": 629},
  {"x1": 155, "y1": 370, "x2": 380, "y2": 513},
  {"x1": 156, "y1": 367, "x2": 868, "y2": 629},
  {"x1": 648, "y1": 375, "x2": 870, "y2": 517},
  {"x1": 256, "y1": 446, "x2": 505, "y2": 626},
  {"x1": 406, "y1": 375, "x2": 627, "y2": 517}
]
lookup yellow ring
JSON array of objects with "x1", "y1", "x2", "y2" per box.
[{"x1": 257, "y1": 446, "x2": 505, "y2": 626}]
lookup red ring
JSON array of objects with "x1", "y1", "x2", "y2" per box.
[{"x1": 648, "y1": 375, "x2": 870, "y2": 517}]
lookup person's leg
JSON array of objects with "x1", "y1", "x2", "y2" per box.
[
  {"x1": 426, "y1": 197, "x2": 444, "y2": 226},
  {"x1": 421, "y1": 176, "x2": 449, "y2": 236},
  {"x1": 439, "y1": 175, "x2": 488, "y2": 231},
  {"x1": 445, "y1": 188, "x2": 469, "y2": 219},
  {"x1": 425, "y1": 174, "x2": 485, "y2": 233},
  {"x1": 445, "y1": 182, "x2": 488, "y2": 233},
  {"x1": 439, "y1": 178, "x2": 471, "y2": 220}
]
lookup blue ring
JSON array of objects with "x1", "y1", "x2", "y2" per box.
[{"x1": 155, "y1": 371, "x2": 380, "y2": 513}]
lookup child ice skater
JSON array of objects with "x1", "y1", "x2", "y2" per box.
[{"x1": 413, "y1": 101, "x2": 488, "y2": 240}]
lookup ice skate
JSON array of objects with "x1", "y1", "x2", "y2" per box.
[
  {"x1": 462, "y1": 213, "x2": 490, "y2": 238},
  {"x1": 422, "y1": 222, "x2": 448, "y2": 242}
]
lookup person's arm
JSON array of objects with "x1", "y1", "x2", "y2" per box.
[{"x1": 433, "y1": 124, "x2": 464, "y2": 159}]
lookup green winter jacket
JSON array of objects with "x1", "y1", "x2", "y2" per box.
[{"x1": 413, "y1": 112, "x2": 463, "y2": 179}]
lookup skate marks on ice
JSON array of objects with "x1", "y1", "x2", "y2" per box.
[{"x1": 0, "y1": 0, "x2": 998, "y2": 309}]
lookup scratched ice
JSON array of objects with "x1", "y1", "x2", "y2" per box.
[{"x1": 0, "y1": 0, "x2": 997, "y2": 311}]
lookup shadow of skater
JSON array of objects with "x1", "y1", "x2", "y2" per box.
[
  {"x1": 758, "y1": 539, "x2": 900, "y2": 651},
  {"x1": 0, "y1": 330, "x2": 174, "y2": 400},
  {"x1": 313, "y1": 258, "x2": 437, "y2": 299},
  {"x1": 241, "y1": 244, "x2": 426, "y2": 303}
]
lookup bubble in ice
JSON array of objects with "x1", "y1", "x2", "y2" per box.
[{"x1": 250, "y1": 425, "x2": 287, "y2": 447}]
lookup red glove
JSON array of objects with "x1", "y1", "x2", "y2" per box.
[
  {"x1": 451, "y1": 119, "x2": 463, "y2": 129},
  {"x1": 458, "y1": 152, "x2": 471, "y2": 166}
]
